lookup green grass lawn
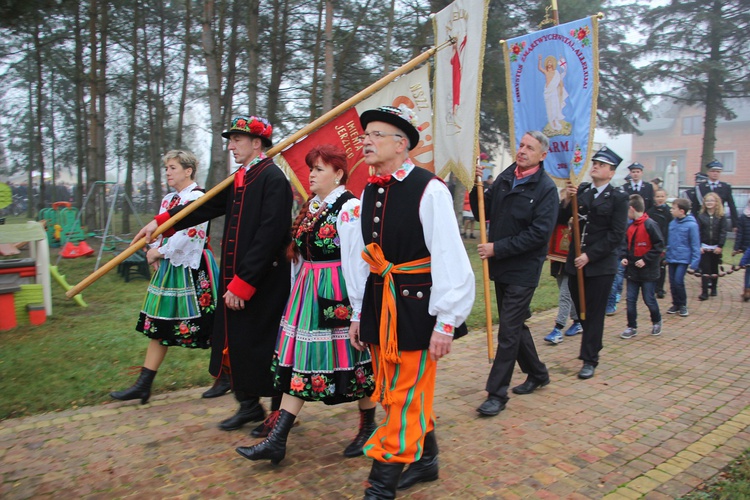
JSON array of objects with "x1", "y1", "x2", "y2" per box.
[{"x1": 0, "y1": 228, "x2": 560, "y2": 420}]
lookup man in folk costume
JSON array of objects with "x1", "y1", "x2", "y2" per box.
[
  {"x1": 346, "y1": 105, "x2": 475, "y2": 498},
  {"x1": 135, "y1": 116, "x2": 293, "y2": 432}
]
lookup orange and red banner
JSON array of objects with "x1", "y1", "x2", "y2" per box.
[{"x1": 276, "y1": 65, "x2": 433, "y2": 201}]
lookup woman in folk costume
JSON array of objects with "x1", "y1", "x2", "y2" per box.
[
  {"x1": 236, "y1": 144, "x2": 376, "y2": 465},
  {"x1": 111, "y1": 150, "x2": 219, "y2": 404}
]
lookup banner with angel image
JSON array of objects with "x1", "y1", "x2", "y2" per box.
[{"x1": 503, "y1": 16, "x2": 599, "y2": 184}]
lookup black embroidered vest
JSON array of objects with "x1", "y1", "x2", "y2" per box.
[{"x1": 359, "y1": 167, "x2": 436, "y2": 351}]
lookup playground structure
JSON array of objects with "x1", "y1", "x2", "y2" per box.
[
  {"x1": 38, "y1": 202, "x2": 87, "y2": 248},
  {"x1": 49, "y1": 181, "x2": 145, "y2": 270},
  {"x1": 0, "y1": 221, "x2": 53, "y2": 329}
]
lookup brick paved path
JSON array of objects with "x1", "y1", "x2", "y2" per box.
[{"x1": 2, "y1": 273, "x2": 749, "y2": 499}]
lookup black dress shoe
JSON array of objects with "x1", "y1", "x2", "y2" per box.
[
  {"x1": 202, "y1": 372, "x2": 231, "y2": 398},
  {"x1": 698, "y1": 292, "x2": 708, "y2": 301},
  {"x1": 511, "y1": 377, "x2": 550, "y2": 395},
  {"x1": 710, "y1": 289, "x2": 717, "y2": 296},
  {"x1": 476, "y1": 398, "x2": 506, "y2": 416},
  {"x1": 219, "y1": 399, "x2": 266, "y2": 431},
  {"x1": 578, "y1": 364, "x2": 595, "y2": 379}
]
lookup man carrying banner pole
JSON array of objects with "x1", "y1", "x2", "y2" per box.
[
  {"x1": 471, "y1": 131, "x2": 558, "y2": 416},
  {"x1": 559, "y1": 147, "x2": 628, "y2": 380}
]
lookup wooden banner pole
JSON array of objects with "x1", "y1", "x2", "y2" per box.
[
  {"x1": 66, "y1": 41, "x2": 454, "y2": 299},
  {"x1": 475, "y1": 163, "x2": 494, "y2": 363}
]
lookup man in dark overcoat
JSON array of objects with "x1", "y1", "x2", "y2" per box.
[{"x1": 136, "y1": 115, "x2": 292, "y2": 431}]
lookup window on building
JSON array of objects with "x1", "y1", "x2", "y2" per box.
[
  {"x1": 681, "y1": 116, "x2": 703, "y2": 135},
  {"x1": 713, "y1": 151, "x2": 735, "y2": 174}
]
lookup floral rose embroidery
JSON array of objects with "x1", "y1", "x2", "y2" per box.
[
  {"x1": 324, "y1": 304, "x2": 352, "y2": 321},
  {"x1": 187, "y1": 228, "x2": 197, "y2": 237},
  {"x1": 355, "y1": 367, "x2": 366, "y2": 384},
  {"x1": 318, "y1": 223, "x2": 336, "y2": 239},
  {"x1": 311, "y1": 375, "x2": 327, "y2": 393},
  {"x1": 353, "y1": 205, "x2": 360, "y2": 218},
  {"x1": 179, "y1": 323, "x2": 189, "y2": 334},
  {"x1": 200, "y1": 279, "x2": 210, "y2": 289},
  {"x1": 334, "y1": 305, "x2": 350, "y2": 320},
  {"x1": 144, "y1": 318, "x2": 152, "y2": 330},
  {"x1": 236, "y1": 118, "x2": 247, "y2": 129},
  {"x1": 199, "y1": 293, "x2": 212, "y2": 307},
  {"x1": 290, "y1": 375, "x2": 305, "y2": 392},
  {"x1": 340, "y1": 211, "x2": 350, "y2": 223},
  {"x1": 442, "y1": 323, "x2": 454, "y2": 334}
]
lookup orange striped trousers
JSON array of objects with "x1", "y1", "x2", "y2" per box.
[{"x1": 363, "y1": 346, "x2": 437, "y2": 464}]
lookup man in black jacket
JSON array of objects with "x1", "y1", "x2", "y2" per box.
[
  {"x1": 622, "y1": 162, "x2": 654, "y2": 211},
  {"x1": 470, "y1": 131, "x2": 558, "y2": 416},
  {"x1": 560, "y1": 146, "x2": 629, "y2": 380},
  {"x1": 696, "y1": 160, "x2": 738, "y2": 230}
]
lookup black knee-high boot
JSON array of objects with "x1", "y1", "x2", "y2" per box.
[
  {"x1": 236, "y1": 409, "x2": 296, "y2": 465},
  {"x1": 250, "y1": 394, "x2": 284, "y2": 438},
  {"x1": 397, "y1": 430, "x2": 439, "y2": 490},
  {"x1": 364, "y1": 461, "x2": 405, "y2": 499},
  {"x1": 110, "y1": 367, "x2": 157, "y2": 404},
  {"x1": 699, "y1": 278, "x2": 709, "y2": 300},
  {"x1": 344, "y1": 407, "x2": 377, "y2": 457}
]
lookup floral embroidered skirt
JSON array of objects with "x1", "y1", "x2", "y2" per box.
[
  {"x1": 136, "y1": 249, "x2": 219, "y2": 349},
  {"x1": 273, "y1": 260, "x2": 374, "y2": 404}
]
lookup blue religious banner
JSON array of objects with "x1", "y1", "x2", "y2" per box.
[{"x1": 503, "y1": 16, "x2": 599, "y2": 184}]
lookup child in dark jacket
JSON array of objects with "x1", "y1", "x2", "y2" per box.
[
  {"x1": 619, "y1": 194, "x2": 665, "y2": 339},
  {"x1": 696, "y1": 192, "x2": 727, "y2": 300},
  {"x1": 733, "y1": 199, "x2": 750, "y2": 301},
  {"x1": 646, "y1": 188, "x2": 672, "y2": 298}
]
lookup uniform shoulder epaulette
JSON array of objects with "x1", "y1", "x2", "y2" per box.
[{"x1": 578, "y1": 182, "x2": 592, "y2": 192}]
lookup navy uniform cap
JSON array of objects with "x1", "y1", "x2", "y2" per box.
[
  {"x1": 706, "y1": 160, "x2": 723, "y2": 171},
  {"x1": 591, "y1": 146, "x2": 623, "y2": 167},
  {"x1": 627, "y1": 162, "x2": 644, "y2": 171}
]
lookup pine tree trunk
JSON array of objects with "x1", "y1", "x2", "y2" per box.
[
  {"x1": 202, "y1": 0, "x2": 226, "y2": 188},
  {"x1": 247, "y1": 0, "x2": 260, "y2": 115},
  {"x1": 176, "y1": 0, "x2": 192, "y2": 149}
]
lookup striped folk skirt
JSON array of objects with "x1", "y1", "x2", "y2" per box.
[
  {"x1": 136, "y1": 250, "x2": 219, "y2": 349},
  {"x1": 272, "y1": 260, "x2": 374, "y2": 404}
]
